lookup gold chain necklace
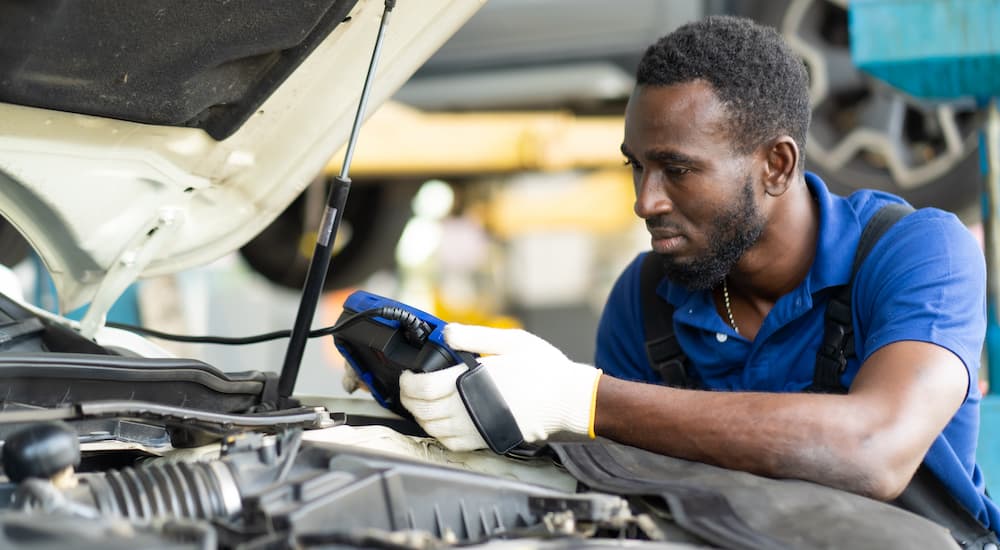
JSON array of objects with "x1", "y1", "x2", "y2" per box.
[{"x1": 722, "y1": 278, "x2": 740, "y2": 334}]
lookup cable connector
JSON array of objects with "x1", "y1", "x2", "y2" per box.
[{"x1": 375, "y1": 307, "x2": 431, "y2": 345}]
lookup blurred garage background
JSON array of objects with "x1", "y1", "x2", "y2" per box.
[{"x1": 3, "y1": 0, "x2": 987, "y2": 399}]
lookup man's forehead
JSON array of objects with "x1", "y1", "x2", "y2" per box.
[
  {"x1": 623, "y1": 81, "x2": 732, "y2": 155},
  {"x1": 626, "y1": 81, "x2": 728, "y2": 125}
]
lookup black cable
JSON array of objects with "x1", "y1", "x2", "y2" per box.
[
  {"x1": 105, "y1": 323, "x2": 294, "y2": 345},
  {"x1": 104, "y1": 306, "x2": 430, "y2": 346}
]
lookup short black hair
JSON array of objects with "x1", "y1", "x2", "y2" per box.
[{"x1": 637, "y1": 15, "x2": 810, "y2": 165}]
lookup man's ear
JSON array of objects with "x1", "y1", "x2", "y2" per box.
[{"x1": 761, "y1": 136, "x2": 799, "y2": 197}]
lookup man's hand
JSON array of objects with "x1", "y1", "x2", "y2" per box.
[{"x1": 399, "y1": 324, "x2": 603, "y2": 452}]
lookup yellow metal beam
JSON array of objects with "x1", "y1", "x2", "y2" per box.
[
  {"x1": 485, "y1": 168, "x2": 637, "y2": 237},
  {"x1": 325, "y1": 102, "x2": 626, "y2": 177}
]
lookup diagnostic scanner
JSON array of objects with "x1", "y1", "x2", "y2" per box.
[
  {"x1": 333, "y1": 290, "x2": 525, "y2": 453},
  {"x1": 333, "y1": 290, "x2": 477, "y2": 419}
]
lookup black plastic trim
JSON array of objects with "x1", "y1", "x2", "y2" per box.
[{"x1": 0, "y1": 353, "x2": 265, "y2": 394}]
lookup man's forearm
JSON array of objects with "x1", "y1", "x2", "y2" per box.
[{"x1": 594, "y1": 376, "x2": 898, "y2": 499}]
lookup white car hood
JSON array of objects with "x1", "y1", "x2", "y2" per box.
[{"x1": 0, "y1": 0, "x2": 483, "y2": 323}]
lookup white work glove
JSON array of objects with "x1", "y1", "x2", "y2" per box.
[
  {"x1": 341, "y1": 365, "x2": 366, "y2": 394},
  {"x1": 399, "y1": 324, "x2": 603, "y2": 452}
]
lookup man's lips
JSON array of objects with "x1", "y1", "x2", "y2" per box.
[
  {"x1": 648, "y1": 227, "x2": 681, "y2": 239},
  {"x1": 648, "y1": 228, "x2": 686, "y2": 254}
]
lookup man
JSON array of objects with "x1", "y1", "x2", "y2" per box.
[{"x1": 396, "y1": 15, "x2": 998, "y2": 536}]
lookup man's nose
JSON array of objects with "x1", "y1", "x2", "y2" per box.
[{"x1": 634, "y1": 176, "x2": 673, "y2": 219}]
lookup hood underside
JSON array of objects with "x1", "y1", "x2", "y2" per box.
[
  {"x1": 1, "y1": 1, "x2": 359, "y2": 141},
  {"x1": 0, "y1": 0, "x2": 484, "y2": 315}
]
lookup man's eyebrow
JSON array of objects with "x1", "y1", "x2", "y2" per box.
[
  {"x1": 620, "y1": 145, "x2": 700, "y2": 165},
  {"x1": 646, "y1": 149, "x2": 698, "y2": 165}
]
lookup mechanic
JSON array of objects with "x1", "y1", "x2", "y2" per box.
[{"x1": 395, "y1": 15, "x2": 999, "y2": 539}]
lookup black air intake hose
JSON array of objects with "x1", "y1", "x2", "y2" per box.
[{"x1": 80, "y1": 460, "x2": 241, "y2": 521}]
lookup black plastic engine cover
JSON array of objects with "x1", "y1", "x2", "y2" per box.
[
  {"x1": 0, "y1": 291, "x2": 275, "y2": 414},
  {"x1": 0, "y1": 353, "x2": 274, "y2": 414}
]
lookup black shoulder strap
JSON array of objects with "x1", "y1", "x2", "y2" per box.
[
  {"x1": 807, "y1": 202, "x2": 914, "y2": 393},
  {"x1": 639, "y1": 254, "x2": 693, "y2": 387},
  {"x1": 821, "y1": 203, "x2": 999, "y2": 546}
]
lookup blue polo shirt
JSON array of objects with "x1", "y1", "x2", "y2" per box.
[{"x1": 595, "y1": 172, "x2": 998, "y2": 531}]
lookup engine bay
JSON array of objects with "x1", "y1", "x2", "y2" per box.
[
  {"x1": 0, "y1": 284, "x2": 968, "y2": 549},
  {"x1": 0, "y1": 420, "x2": 665, "y2": 549},
  {"x1": 0, "y1": 288, "x2": 688, "y2": 549}
]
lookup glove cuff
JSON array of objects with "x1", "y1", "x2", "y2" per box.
[
  {"x1": 588, "y1": 370, "x2": 603, "y2": 439},
  {"x1": 524, "y1": 365, "x2": 602, "y2": 441}
]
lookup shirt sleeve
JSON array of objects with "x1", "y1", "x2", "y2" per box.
[
  {"x1": 595, "y1": 253, "x2": 661, "y2": 383},
  {"x1": 854, "y1": 209, "x2": 987, "y2": 394}
]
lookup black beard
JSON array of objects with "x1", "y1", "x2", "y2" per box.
[{"x1": 657, "y1": 176, "x2": 766, "y2": 291}]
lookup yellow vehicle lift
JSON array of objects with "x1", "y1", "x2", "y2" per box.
[{"x1": 325, "y1": 102, "x2": 627, "y2": 177}]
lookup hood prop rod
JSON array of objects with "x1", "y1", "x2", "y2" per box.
[{"x1": 278, "y1": 0, "x2": 396, "y2": 406}]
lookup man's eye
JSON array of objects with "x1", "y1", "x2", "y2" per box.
[
  {"x1": 666, "y1": 166, "x2": 690, "y2": 176},
  {"x1": 623, "y1": 158, "x2": 641, "y2": 170}
]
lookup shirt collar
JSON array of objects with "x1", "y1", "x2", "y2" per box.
[
  {"x1": 659, "y1": 172, "x2": 862, "y2": 308},
  {"x1": 804, "y1": 171, "x2": 862, "y2": 294}
]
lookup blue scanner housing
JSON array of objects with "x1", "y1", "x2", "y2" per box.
[{"x1": 333, "y1": 290, "x2": 474, "y2": 419}]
